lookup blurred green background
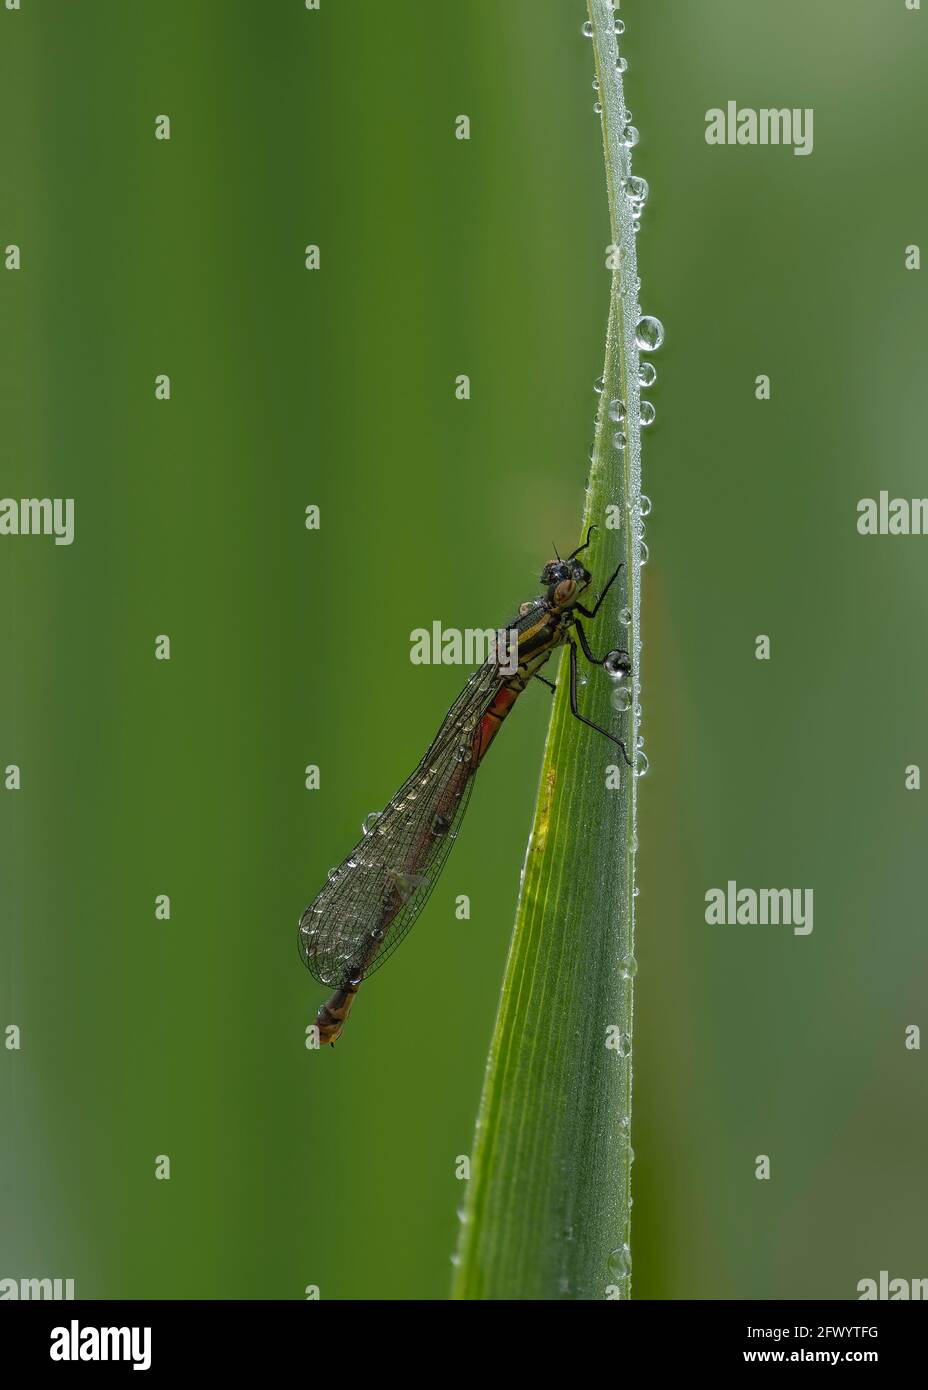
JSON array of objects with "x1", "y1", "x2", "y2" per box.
[{"x1": 2, "y1": 0, "x2": 926, "y2": 1300}]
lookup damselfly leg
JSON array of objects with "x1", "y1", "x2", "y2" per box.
[
  {"x1": 567, "y1": 637, "x2": 632, "y2": 766},
  {"x1": 575, "y1": 559, "x2": 623, "y2": 619}
]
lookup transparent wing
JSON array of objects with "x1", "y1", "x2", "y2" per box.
[{"x1": 298, "y1": 658, "x2": 505, "y2": 989}]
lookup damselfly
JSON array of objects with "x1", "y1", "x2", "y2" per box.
[{"x1": 298, "y1": 528, "x2": 632, "y2": 1044}]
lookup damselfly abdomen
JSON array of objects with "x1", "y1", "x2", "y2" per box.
[{"x1": 298, "y1": 529, "x2": 631, "y2": 1045}]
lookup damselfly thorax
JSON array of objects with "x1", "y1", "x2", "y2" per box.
[{"x1": 298, "y1": 528, "x2": 632, "y2": 1045}]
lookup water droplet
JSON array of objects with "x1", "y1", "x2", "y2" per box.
[
  {"x1": 619, "y1": 606, "x2": 631, "y2": 626},
  {"x1": 615, "y1": 1032, "x2": 632, "y2": 1058},
  {"x1": 621, "y1": 124, "x2": 639, "y2": 148},
  {"x1": 346, "y1": 857, "x2": 358, "y2": 869},
  {"x1": 593, "y1": 101, "x2": 602, "y2": 115},
  {"x1": 592, "y1": 77, "x2": 600, "y2": 91},
  {"x1": 640, "y1": 494, "x2": 652, "y2": 517},
  {"x1": 362, "y1": 811, "x2": 381, "y2": 835},
  {"x1": 370, "y1": 926, "x2": 385, "y2": 941},
  {"x1": 606, "y1": 1246, "x2": 630, "y2": 1284},
  {"x1": 611, "y1": 686, "x2": 632, "y2": 713},
  {"x1": 612, "y1": 431, "x2": 626, "y2": 452},
  {"x1": 604, "y1": 649, "x2": 631, "y2": 679},
  {"x1": 327, "y1": 867, "x2": 340, "y2": 882},
  {"x1": 608, "y1": 398, "x2": 626, "y2": 423},
  {"x1": 622, "y1": 175, "x2": 649, "y2": 209},
  {"x1": 620, "y1": 953, "x2": 638, "y2": 979},
  {"x1": 638, "y1": 361, "x2": 657, "y2": 388},
  {"x1": 593, "y1": 374, "x2": 604, "y2": 394},
  {"x1": 615, "y1": 55, "x2": 628, "y2": 74},
  {"x1": 635, "y1": 750, "x2": 649, "y2": 778},
  {"x1": 614, "y1": 17, "x2": 625, "y2": 35},
  {"x1": 640, "y1": 399, "x2": 656, "y2": 427},
  {"x1": 636, "y1": 315, "x2": 665, "y2": 352},
  {"x1": 639, "y1": 541, "x2": 649, "y2": 566},
  {"x1": 619, "y1": 1114, "x2": 631, "y2": 1133},
  {"x1": 581, "y1": 19, "x2": 593, "y2": 38}
]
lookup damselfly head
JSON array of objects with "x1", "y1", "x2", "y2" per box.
[{"x1": 541, "y1": 557, "x2": 591, "y2": 608}]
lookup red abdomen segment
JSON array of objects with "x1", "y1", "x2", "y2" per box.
[{"x1": 473, "y1": 686, "x2": 521, "y2": 765}]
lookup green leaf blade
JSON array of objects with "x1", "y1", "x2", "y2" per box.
[{"x1": 452, "y1": 0, "x2": 648, "y2": 1301}]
